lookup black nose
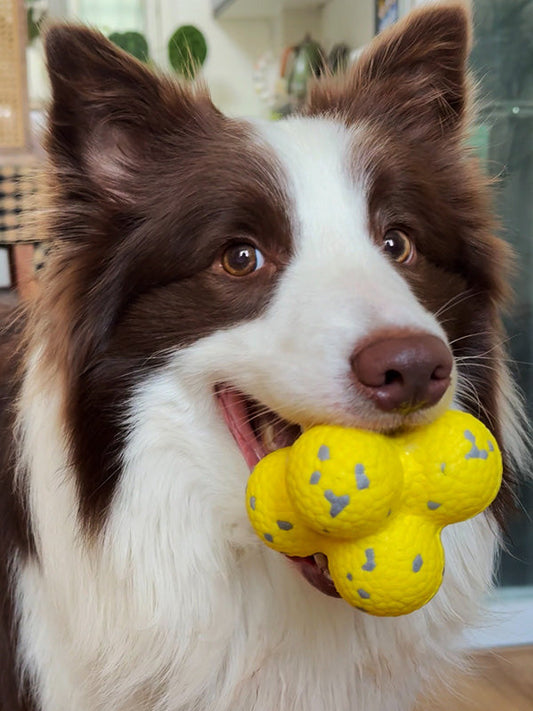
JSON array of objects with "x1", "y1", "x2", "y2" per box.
[{"x1": 351, "y1": 332, "x2": 453, "y2": 413}]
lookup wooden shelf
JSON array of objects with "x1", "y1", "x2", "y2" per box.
[{"x1": 212, "y1": 0, "x2": 330, "y2": 20}]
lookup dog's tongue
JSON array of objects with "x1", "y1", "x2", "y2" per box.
[
  {"x1": 219, "y1": 388, "x2": 339, "y2": 598},
  {"x1": 217, "y1": 388, "x2": 266, "y2": 469}
]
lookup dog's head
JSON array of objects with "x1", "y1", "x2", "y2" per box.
[{"x1": 35, "y1": 4, "x2": 519, "y2": 591}]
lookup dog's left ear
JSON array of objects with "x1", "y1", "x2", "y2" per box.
[{"x1": 307, "y1": 3, "x2": 472, "y2": 142}]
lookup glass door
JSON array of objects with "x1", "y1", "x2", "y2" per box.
[{"x1": 467, "y1": 0, "x2": 533, "y2": 646}]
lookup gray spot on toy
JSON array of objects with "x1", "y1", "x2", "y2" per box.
[
  {"x1": 464, "y1": 429, "x2": 489, "y2": 460},
  {"x1": 277, "y1": 520, "x2": 293, "y2": 531},
  {"x1": 264, "y1": 533, "x2": 273, "y2": 542},
  {"x1": 362, "y1": 548, "x2": 376, "y2": 572},
  {"x1": 355, "y1": 463, "x2": 369, "y2": 490},
  {"x1": 427, "y1": 501, "x2": 442, "y2": 510},
  {"x1": 358, "y1": 588, "x2": 371, "y2": 599},
  {"x1": 324, "y1": 490, "x2": 350, "y2": 517},
  {"x1": 347, "y1": 572, "x2": 353, "y2": 581},
  {"x1": 310, "y1": 470, "x2": 321, "y2": 485},
  {"x1": 318, "y1": 445, "x2": 330, "y2": 461},
  {"x1": 249, "y1": 496, "x2": 256, "y2": 510},
  {"x1": 440, "y1": 462, "x2": 446, "y2": 473},
  {"x1": 412, "y1": 554, "x2": 423, "y2": 573},
  {"x1": 488, "y1": 440, "x2": 494, "y2": 452}
]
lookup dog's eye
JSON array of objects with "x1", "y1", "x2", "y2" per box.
[
  {"x1": 382, "y1": 230, "x2": 415, "y2": 264},
  {"x1": 221, "y1": 243, "x2": 265, "y2": 276}
]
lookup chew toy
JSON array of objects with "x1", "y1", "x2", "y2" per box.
[{"x1": 246, "y1": 410, "x2": 502, "y2": 616}]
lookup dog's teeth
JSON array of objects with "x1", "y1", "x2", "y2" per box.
[
  {"x1": 313, "y1": 553, "x2": 332, "y2": 580},
  {"x1": 261, "y1": 424, "x2": 277, "y2": 452},
  {"x1": 314, "y1": 553, "x2": 327, "y2": 569}
]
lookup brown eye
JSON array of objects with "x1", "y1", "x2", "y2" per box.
[
  {"x1": 221, "y1": 243, "x2": 265, "y2": 277},
  {"x1": 382, "y1": 230, "x2": 415, "y2": 264}
]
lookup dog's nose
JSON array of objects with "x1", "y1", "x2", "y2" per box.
[{"x1": 351, "y1": 333, "x2": 453, "y2": 412}]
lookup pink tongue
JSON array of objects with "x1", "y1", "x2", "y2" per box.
[{"x1": 217, "y1": 388, "x2": 266, "y2": 469}]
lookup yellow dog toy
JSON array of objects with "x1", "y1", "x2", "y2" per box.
[{"x1": 246, "y1": 410, "x2": 502, "y2": 616}]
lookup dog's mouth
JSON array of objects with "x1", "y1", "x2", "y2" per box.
[
  {"x1": 215, "y1": 385, "x2": 340, "y2": 599},
  {"x1": 215, "y1": 385, "x2": 301, "y2": 470}
]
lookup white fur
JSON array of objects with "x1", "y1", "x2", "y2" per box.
[{"x1": 14, "y1": 116, "x2": 507, "y2": 711}]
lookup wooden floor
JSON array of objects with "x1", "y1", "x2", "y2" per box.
[{"x1": 417, "y1": 646, "x2": 533, "y2": 711}]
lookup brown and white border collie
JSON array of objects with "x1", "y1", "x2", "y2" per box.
[{"x1": 0, "y1": 4, "x2": 528, "y2": 710}]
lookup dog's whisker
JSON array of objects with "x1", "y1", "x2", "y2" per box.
[
  {"x1": 434, "y1": 289, "x2": 482, "y2": 319},
  {"x1": 457, "y1": 362, "x2": 500, "y2": 374},
  {"x1": 454, "y1": 376, "x2": 494, "y2": 429},
  {"x1": 448, "y1": 330, "x2": 495, "y2": 347},
  {"x1": 433, "y1": 290, "x2": 471, "y2": 319},
  {"x1": 456, "y1": 353, "x2": 532, "y2": 367},
  {"x1": 453, "y1": 338, "x2": 515, "y2": 361}
]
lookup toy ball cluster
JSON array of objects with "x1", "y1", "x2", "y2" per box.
[{"x1": 246, "y1": 410, "x2": 502, "y2": 616}]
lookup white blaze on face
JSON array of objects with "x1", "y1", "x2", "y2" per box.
[{"x1": 180, "y1": 116, "x2": 452, "y2": 429}]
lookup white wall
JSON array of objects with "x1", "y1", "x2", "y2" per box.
[
  {"x1": 149, "y1": 0, "x2": 274, "y2": 117},
  {"x1": 321, "y1": 0, "x2": 374, "y2": 50},
  {"x1": 281, "y1": 6, "x2": 322, "y2": 46}
]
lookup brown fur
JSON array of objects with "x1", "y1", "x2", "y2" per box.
[
  {"x1": 27, "y1": 26, "x2": 293, "y2": 533},
  {"x1": 0, "y1": 311, "x2": 35, "y2": 711}
]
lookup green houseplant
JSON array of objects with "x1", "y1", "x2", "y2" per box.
[{"x1": 168, "y1": 25, "x2": 207, "y2": 80}]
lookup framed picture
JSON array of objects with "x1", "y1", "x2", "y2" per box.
[{"x1": 375, "y1": 0, "x2": 400, "y2": 34}]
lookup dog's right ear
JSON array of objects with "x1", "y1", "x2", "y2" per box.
[
  {"x1": 306, "y1": 3, "x2": 472, "y2": 144},
  {"x1": 44, "y1": 25, "x2": 217, "y2": 204}
]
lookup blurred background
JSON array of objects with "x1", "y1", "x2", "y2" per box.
[{"x1": 0, "y1": 0, "x2": 532, "y2": 652}]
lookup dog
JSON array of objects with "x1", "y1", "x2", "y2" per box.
[{"x1": 0, "y1": 4, "x2": 528, "y2": 710}]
